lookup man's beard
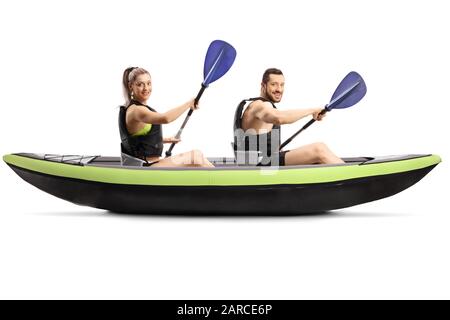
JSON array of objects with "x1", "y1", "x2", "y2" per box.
[{"x1": 268, "y1": 91, "x2": 282, "y2": 103}]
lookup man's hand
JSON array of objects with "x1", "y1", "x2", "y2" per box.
[{"x1": 312, "y1": 108, "x2": 326, "y2": 121}]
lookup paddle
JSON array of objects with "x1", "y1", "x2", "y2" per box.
[
  {"x1": 165, "y1": 40, "x2": 237, "y2": 157},
  {"x1": 279, "y1": 71, "x2": 367, "y2": 150}
]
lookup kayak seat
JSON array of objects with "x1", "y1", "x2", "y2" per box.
[{"x1": 120, "y1": 144, "x2": 146, "y2": 167}]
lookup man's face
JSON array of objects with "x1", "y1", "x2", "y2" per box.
[{"x1": 262, "y1": 74, "x2": 285, "y2": 103}]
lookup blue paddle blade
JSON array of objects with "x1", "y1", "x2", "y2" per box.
[
  {"x1": 326, "y1": 71, "x2": 367, "y2": 111},
  {"x1": 203, "y1": 40, "x2": 237, "y2": 86}
]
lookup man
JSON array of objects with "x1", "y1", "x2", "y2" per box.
[{"x1": 233, "y1": 68, "x2": 344, "y2": 166}]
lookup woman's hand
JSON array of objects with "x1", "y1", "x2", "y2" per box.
[
  {"x1": 163, "y1": 136, "x2": 181, "y2": 144},
  {"x1": 187, "y1": 98, "x2": 200, "y2": 111},
  {"x1": 312, "y1": 108, "x2": 326, "y2": 121}
]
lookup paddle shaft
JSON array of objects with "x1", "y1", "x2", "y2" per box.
[
  {"x1": 279, "y1": 109, "x2": 327, "y2": 151},
  {"x1": 165, "y1": 84, "x2": 207, "y2": 157}
]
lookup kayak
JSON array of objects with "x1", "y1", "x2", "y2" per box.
[{"x1": 3, "y1": 153, "x2": 441, "y2": 215}]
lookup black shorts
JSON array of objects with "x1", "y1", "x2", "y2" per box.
[
  {"x1": 143, "y1": 160, "x2": 160, "y2": 167},
  {"x1": 257, "y1": 150, "x2": 289, "y2": 166},
  {"x1": 141, "y1": 155, "x2": 161, "y2": 167}
]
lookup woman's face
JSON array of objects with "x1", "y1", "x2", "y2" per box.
[{"x1": 130, "y1": 73, "x2": 152, "y2": 102}]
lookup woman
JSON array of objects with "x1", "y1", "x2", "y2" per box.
[{"x1": 119, "y1": 67, "x2": 214, "y2": 167}]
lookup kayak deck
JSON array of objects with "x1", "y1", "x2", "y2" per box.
[
  {"x1": 10, "y1": 153, "x2": 429, "y2": 168},
  {"x1": 92, "y1": 156, "x2": 371, "y2": 167}
]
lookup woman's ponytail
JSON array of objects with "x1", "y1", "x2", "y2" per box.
[{"x1": 122, "y1": 67, "x2": 137, "y2": 105}]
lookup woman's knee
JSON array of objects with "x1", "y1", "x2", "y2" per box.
[
  {"x1": 191, "y1": 149, "x2": 204, "y2": 158},
  {"x1": 190, "y1": 149, "x2": 205, "y2": 164}
]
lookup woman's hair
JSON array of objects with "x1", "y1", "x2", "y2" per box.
[{"x1": 122, "y1": 67, "x2": 151, "y2": 104}]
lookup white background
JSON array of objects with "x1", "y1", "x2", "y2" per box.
[{"x1": 0, "y1": 0, "x2": 449, "y2": 299}]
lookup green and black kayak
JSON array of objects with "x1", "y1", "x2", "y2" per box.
[{"x1": 3, "y1": 153, "x2": 441, "y2": 214}]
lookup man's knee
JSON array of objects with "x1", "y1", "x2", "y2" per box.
[{"x1": 313, "y1": 142, "x2": 329, "y2": 161}]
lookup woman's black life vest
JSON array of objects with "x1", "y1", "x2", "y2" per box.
[
  {"x1": 119, "y1": 100, "x2": 163, "y2": 159},
  {"x1": 233, "y1": 97, "x2": 281, "y2": 158}
]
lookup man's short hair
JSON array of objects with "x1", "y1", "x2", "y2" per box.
[{"x1": 262, "y1": 68, "x2": 283, "y2": 84}]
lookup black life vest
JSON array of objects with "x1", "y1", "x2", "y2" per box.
[
  {"x1": 233, "y1": 97, "x2": 281, "y2": 157},
  {"x1": 119, "y1": 100, "x2": 163, "y2": 159}
]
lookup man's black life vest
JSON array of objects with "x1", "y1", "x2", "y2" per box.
[
  {"x1": 119, "y1": 100, "x2": 163, "y2": 159},
  {"x1": 233, "y1": 97, "x2": 281, "y2": 158}
]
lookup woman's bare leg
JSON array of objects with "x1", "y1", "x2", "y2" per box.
[
  {"x1": 151, "y1": 149, "x2": 214, "y2": 168},
  {"x1": 284, "y1": 142, "x2": 344, "y2": 165}
]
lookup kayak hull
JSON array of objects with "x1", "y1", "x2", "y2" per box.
[
  {"x1": 6, "y1": 162, "x2": 436, "y2": 214},
  {"x1": 4, "y1": 153, "x2": 441, "y2": 215}
]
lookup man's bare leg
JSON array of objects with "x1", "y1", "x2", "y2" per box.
[{"x1": 284, "y1": 142, "x2": 344, "y2": 165}]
